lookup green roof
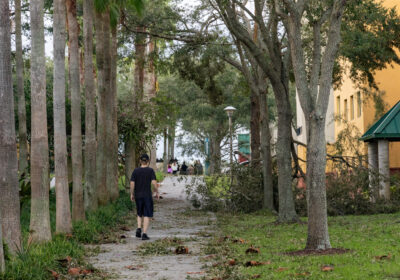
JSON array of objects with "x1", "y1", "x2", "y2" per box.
[{"x1": 361, "y1": 100, "x2": 400, "y2": 142}]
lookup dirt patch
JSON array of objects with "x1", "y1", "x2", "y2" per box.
[{"x1": 284, "y1": 248, "x2": 351, "y2": 256}]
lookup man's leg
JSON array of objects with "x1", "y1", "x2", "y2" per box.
[
  {"x1": 137, "y1": 216, "x2": 142, "y2": 229},
  {"x1": 143, "y1": 217, "x2": 150, "y2": 234}
]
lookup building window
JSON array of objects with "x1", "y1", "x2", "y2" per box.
[
  {"x1": 336, "y1": 96, "x2": 341, "y2": 116},
  {"x1": 350, "y1": 95, "x2": 354, "y2": 120},
  {"x1": 344, "y1": 99, "x2": 348, "y2": 121},
  {"x1": 357, "y1": 92, "x2": 362, "y2": 117}
]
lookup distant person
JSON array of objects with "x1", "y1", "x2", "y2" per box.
[
  {"x1": 188, "y1": 164, "x2": 194, "y2": 175},
  {"x1": 130, "y1": 154, "x2": 159, "y2": 240},
  {"x1": 172, "y1": 161, "x2": 178, "y2": 175},
  {"x1": 167, "y1": 164, "x2": 172, "y2": 174},
  {"x1": 180, "y1": 162, "x2": 188, "y2": 175},
  {"x1": 194, "y1": 160, "x2": 203, "y2": 175}
]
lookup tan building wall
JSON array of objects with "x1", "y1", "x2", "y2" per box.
[{"x1": 334, "y1": 0, "x2": 400, "y2": 170}]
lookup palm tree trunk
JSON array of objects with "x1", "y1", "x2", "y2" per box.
[
  {"x1": 108, "y1": 26, "x2": 119, "y2": 201},
  {"x1": 29, "y1": 0, "x2": 52, "y2": 243},
  {"x1": 66, "y1": 0, "x2": 85, "y2": 221},
  {"x1": 95, "y1": 9, "x2": 109, "y2": 205},
  {"x1": 83, "y1": 0, "x2": 98, "y2": 212},
  {"x1": 0, "y1": 0, "x2": 22, "y2": 253},
  {"x1": 53, "y1": 0, "x2": 72, "y2": 234},
  {"x1": 15, "y1": 0, "x2": 28, "y2": 178}
]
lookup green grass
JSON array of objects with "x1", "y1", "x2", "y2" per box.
[
  {"x1": 1, "y1": 190, "x2": 134, "y2": 280},
  {"x1": 205, "y1": 211, "x2": 400, "y2": 279}
]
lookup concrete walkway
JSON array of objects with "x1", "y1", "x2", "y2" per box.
[{"x1": 87, "y1": 176, "x2": 215, "y2": 280}]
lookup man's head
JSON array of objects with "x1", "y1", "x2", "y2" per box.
[{"x1": 140, "y1": 154, "x2": 150, "y2": 166}]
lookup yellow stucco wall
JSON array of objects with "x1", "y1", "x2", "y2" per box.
[{"x1": 333, "y1": 0, "x2": 400, "y2": 169}]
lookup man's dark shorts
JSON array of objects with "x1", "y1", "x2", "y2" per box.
[{"x1": 135, "y1": 197, "x2": 154, "y2": 218}]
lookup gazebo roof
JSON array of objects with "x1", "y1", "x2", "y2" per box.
[{"x1": 361, "y1": 100, "x2": 400, "y2": 142}]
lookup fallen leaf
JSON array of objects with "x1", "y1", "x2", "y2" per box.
[
  {"x1": 65, "y1": 233, "x2": 73, "y2": 239},
  {"x1": 120, "y1": 234, "x2": 127, "y2": 239},
  {"x1": 125, "y1": 265, "x2": 144, "y2": 270},
  {"x1": 68, "y1": 267, "x2": 81, "y2": 276},
  {"x1": 218, "y1": 236, "x2": 231, "y2": 242},
  {"x1": 187, "y1": 271, "x2": 205, "y2": 275},
  {"x1": 175, "y1": 246, "x2": 189, "y2": 254},
  {"x1": 232, "y1": 238, "x2": 246, "y2": 244},
  {"x1": 228, "y1": 259, "x2": 236, "y2": 266},
  {"x1": 252, "y1": 275, "x2": 261, "y2": 279},
  {"x1": 375, "y1": 254, "x2": 392, "y2": 260},
  {"x1": 81, "y1": 269, "x2": 94, "y2": 275},
  {"x1": 245, "y1": 246, "x2": 260, "y2": 254},
  {"x1": 321, "y1": 265, "x2": 334, "y2": 272},
  {"x1": 245, "y1": 260, "x2": 271, "y2": 267},
  {"x1": 120, "y1": 226, "x2": 130, "y2": 231},
  {"x1": 277, "y1": 267, "x2": 288, "y2": 272},
  {"x1": 49, "y1": 270, "x2": 59, "y2": 279}
]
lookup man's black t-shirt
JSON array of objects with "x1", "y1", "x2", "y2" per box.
[{"x1": 130, "y1": 167, "x2": 156, "y2": 198}]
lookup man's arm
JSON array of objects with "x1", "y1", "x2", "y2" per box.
[
  {"x1": 130, "y1": 181, "x2": 135, "y2": 201},
  {"x1": 152, "y1": 180, "x2": 159, "y2": 199}
]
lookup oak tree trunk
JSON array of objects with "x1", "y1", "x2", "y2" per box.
[
  {"x1": 305, "y1": 119, "x2": 331, "y2": 249},
  {"x1": 209, "y1": 137, "x2": 222, "y2": 174},
  {"x1": 250, "y1": 89, "x2": 261, "y2": 166},
  {"x1": 29, "y1": 0, "x2": 52, "y2": 242},
  {"x1": 0, "y1": 0, "x2": 22, "y2": 252},
  {"x1": 260, "y1": 89, "x2": 274, "y2": 211},
  {"x1": 53, "y1": 0, "x2": 72, "y2": 233},
  {"x1": 83, "y1": 0, "x2": 98, "y2": 212},
  {"x1": 15, "y1": 0, "x2": 28, "y2": 178},
  {"x1": 66, "y1": 0, "x2": 85, "y2": 221}
]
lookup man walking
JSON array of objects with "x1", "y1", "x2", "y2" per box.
[{"x1": 130, "y1": 154, "x2": 159, "y2": 240}]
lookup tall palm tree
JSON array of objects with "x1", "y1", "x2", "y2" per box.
[
  {"x1": 109, "y1": 26, "x2": 119, "y2": 201},
  {"x1": 53, "y1": 0, "x2": 72, "y2": 233},
  {"x1": 83, "y1": 0, "x2": 98, "y2": 212},
  {"x1": 66, "y1": 0, "x2": 85, "y2": 221},
  {"x1": 15, "y1": 0, "x2": 28, "y2": 177},
  {"x1": 29, "y1": 0, "x2": 52, "y2": 243},
  {"x1": 95, "y1": 7, "x2": 110, "y2": 205},
  {"x1": 0, "y1": 0, "x2": 22, "y2": 254}
]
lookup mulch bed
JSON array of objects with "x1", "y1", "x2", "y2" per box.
[{"x1": 284, "y1": 248, "x2": 351, "y2": 256}]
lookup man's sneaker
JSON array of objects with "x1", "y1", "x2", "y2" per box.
[
  {"x1": 135, "y1": 228, "x2": 142, "y2": 238},
  {"x1": 142, "y1": 233, "x2": 150, "y2": 240}
]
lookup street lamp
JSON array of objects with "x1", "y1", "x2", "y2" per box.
[{"x1": 224, "y1": 106, "x2": 236, "y2": 175}]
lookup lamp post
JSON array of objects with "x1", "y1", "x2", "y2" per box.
[{"x1": 224, "y1": 106, "x2": 236, "y2": 176}]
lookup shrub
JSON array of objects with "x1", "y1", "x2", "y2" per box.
[
  {"x1": 186, "y1": 164, "x2": 264, "y2": 213},
  {"x1": 294, "y1": 163, "x2": 400, "y2": 216}
]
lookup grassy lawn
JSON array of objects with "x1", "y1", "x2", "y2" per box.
[
  {"x1": 205, "y1": 211, "x2": 400, "y2": 279},
  {"x1": 1, "y1": 190, "x2": 134, "y2": 280}
]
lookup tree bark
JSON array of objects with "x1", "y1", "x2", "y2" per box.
[
  {"x1": 163, "y1": 128, "x2": 168, "y2": 172},
  {"x1": 0, "y1": 209, "x2": 3, "y2": 272},
  {"x1": 29, "y1": 0, "x2": 52, "y2": 242},
  {"x1": 53, "y1": 0, "x2": 72, "y2": 234},
  {"x1": 0, "y1": 0, "x2": 22, "y2": 253},
  {"x1": 15, "y1": 0, "x2": 28, "y2": 178},
  {"x1": 108, "y1": 26, "x2": 119, "y2": 201},
  {"x1": 283, "y1": 0, "x2": 347, "y2": 249},
  {"x1": 260, "y1": 89, "x2": 274, "y2": 211},
  {"x1": 305, "y1": 118, "x2": 331, "y2": 249},
  {"x1": 168, "y1": 125, "x2": 175, "y2": 161},
  {"x1": 95, "y1": 9, "x2": 110, "y2": 206},
  {"x1": 250, "y1": 89, "x2": 261, "y2": 166},
  {"x1": 66, "y1": 0, "x2": 85, "y2": 221},
  {"x1": 83, "y1": 0, "x2": 97, "y2": 212},
  {"x1": 125, "y1": 139, "x2": 136, "y2": 190},
  {"x1": 209, "y1": 137, "x2": 222, "y2": 174},
  {"x1": 145, "y1": 39, "x2": 158, "y2": 170}
]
